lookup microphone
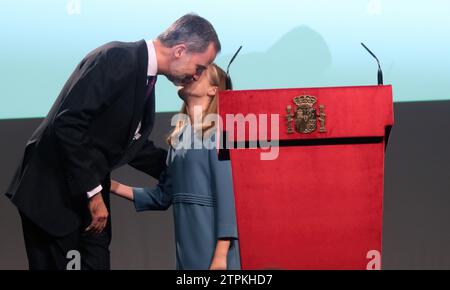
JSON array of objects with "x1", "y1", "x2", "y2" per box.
[
  {"x1": 361, "y1": 42, "x2": 383, "y2": 85},
  {"x1": 225, "y1": 46, "x2": 243, "y2": 90}
]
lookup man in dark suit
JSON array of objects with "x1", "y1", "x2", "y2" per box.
[{"x1": 5, "y1": 13, "x2": 221, "y2": 270}]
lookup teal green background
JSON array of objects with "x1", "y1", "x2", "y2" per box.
[{"x1": 1, "y1": 0, "x2": 449, "y2": 119}]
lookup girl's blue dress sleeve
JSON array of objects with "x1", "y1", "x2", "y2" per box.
[
  {"x1": 133, "y1": 150, "x2": 173, "y2": 211},
  {"x1": 209, "y1": 148, "x2": 239, "y2": 240}
]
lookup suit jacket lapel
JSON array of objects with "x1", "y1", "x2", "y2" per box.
[{"x1": 125, "y1": 39, "x2": 148, "y2": 149}]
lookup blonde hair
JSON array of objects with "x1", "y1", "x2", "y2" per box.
[{"x1": 167, "y1": 63, "x2": 228, "y2": 146}]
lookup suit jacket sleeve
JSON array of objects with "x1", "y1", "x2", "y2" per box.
[
  {"x1": 128, "y1": 139, "x2": 168, "y2": 179},
  {"x1": 53, "y1": 48, "x2": 134, "y2": 196},
  {"x1": 209, "y1": 147, "x2": 239, "y2": 240}
]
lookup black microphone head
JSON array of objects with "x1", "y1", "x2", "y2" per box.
[
  {"x1": 378, "y1": 69, "x2": 383, "y2": 86},
  {"x1": 225, "y1": 75, "x2": 233, "y2": 90}
]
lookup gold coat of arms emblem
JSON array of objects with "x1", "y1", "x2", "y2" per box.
[{"x1": 286, "y1": 95, "x2": 326, "y2": 134}]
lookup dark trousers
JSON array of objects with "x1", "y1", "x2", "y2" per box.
[{"x1": 20, "y1": 207, "x2": 111, "y2": 270}]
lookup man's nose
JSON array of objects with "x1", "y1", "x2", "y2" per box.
[{"x1": 192, "y1": 74, "x2": 200, "y2": 81}]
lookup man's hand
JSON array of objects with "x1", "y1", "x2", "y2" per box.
[{"x1": 85, "y1": 193, "x2": 108, "y2": 233}]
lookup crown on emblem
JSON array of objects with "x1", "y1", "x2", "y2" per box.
[{"x1": 293, "y1": 95, "x2": 317, "y2": 107}]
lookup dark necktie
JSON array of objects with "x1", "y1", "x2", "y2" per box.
[
  {"x1": 146, "y1": 75, "x2": 157, "y2": 97},
  {"x1": 140, "y1": 75, "x2": 157, "y2": 132}
]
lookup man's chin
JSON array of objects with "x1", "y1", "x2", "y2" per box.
[
  {"x1": 167, "y1": 74, "x2": 193, "y2": 86},
  {"x1": 177, "y1": 91, "x2": 186, "y2": 101},
  {"x1": 170, "y1": 79, "x2": 185, "y2": 86}
]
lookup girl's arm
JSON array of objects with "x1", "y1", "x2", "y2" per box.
[
  {"x1": 111, "y1": 169, "x2": 172, "y2": 211},
  {"x1": 208, "y1": 147, "x2": 240, "y2": 270},
  {"x1": 111, "y1": 180, "x2": 134, "y2": 201}
]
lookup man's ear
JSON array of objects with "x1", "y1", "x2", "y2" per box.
[{"x1": 173, "y1": 44, "x2": 187, "y2": 58}]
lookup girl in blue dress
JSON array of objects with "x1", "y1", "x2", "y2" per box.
[{"x1": 110, "y1": 64, "x2": 240, "y2": 270}]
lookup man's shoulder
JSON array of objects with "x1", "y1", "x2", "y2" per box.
[
  {"x1": 101, "y1": 40, "x2": 144, "y2": 53},
  {"x1": 85, "y1": 40, "x2": 146, "y2": 63}
]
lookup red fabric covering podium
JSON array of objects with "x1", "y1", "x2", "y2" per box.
[{"x1": 218, "y1": 85, "x2": 394, "y2": 270}]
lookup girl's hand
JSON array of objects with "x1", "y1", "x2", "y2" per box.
[
  {"x1": 209, "y1": 256, "x2": 227, "y2": 270},
  {"x1": 209, "y1": 239, "x2": 231, "y2": 270}
]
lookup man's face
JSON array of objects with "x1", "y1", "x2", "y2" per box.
[
  {"x1": 167, "y1": 42, "x2": 217, "y2": 86},
  {"x1": 177, "y1": 66, "x2": 213, "y2": 100}
]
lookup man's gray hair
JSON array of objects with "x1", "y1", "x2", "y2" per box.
[{"x1": 157, "y1": 13, "x2": 221, "y2": 53}]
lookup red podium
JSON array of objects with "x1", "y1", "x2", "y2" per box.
[{"x1": 218, "y1": 85, "x2": 394, "y2": 270}]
